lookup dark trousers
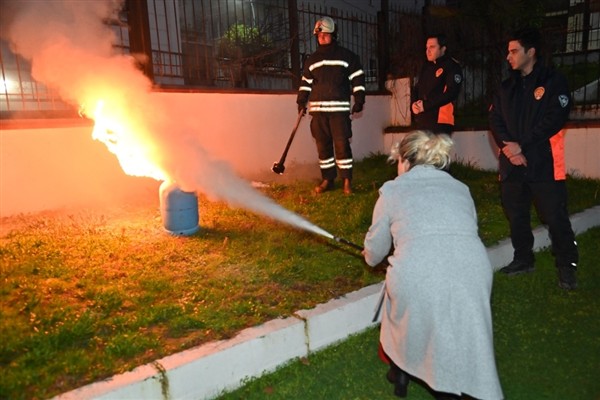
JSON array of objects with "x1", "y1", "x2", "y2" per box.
[
  {"x1": 500, "y1": 180, "x2": 578, "y2": 267},
  {"x1": 310, "y1": 112, "x2": 353, "y2": 180},
  {"x1": 435, "y1": 123, "x2": 454, "y2": 136},
  {"x1": 414, "y1": 116, "x2": 454, "y2": 136}
]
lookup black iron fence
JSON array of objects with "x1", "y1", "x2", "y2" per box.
[
  {"x1": 1, "y1": 0, "x2": 598, "y2": 123},
  {"x1": 386, "y1": 2, "x2": 600, "y2": 125}
]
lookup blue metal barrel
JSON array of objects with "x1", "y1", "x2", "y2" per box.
[{"x1": 159, "y1": 181, "x2": 199, "y2": 236}]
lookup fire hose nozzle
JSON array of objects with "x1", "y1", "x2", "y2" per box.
[{"x1": 333, "y1": 236, "x2": 364, "y2": 252}]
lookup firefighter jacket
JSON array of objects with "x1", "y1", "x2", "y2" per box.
[
  {"x1": 411, "y1": 53, "x2": 463, "y2": 128},
  {"x1": 489, "y1": 62, "x2": 571, "y2": 182},
  {"x1": 297, "y1": 42, "x2": 365, "y2": 113}
]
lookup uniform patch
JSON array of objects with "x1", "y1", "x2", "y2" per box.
[
  {"x1": 454, "y1": 74, "x2": 462, "y2": 84},
  {"x1": 534, "y1": 86, "x2": 545, "y2": 100},
  {"x1": 558, "y1": 94, "x2": 569, "y2": 108},
  {"x1": 435, "y1": 68, "x2": 443, "y2": 78}
]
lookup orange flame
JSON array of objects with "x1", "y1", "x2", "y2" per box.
[{"x1": 90, "y1": 100, "x2": 167, "y2": 181}]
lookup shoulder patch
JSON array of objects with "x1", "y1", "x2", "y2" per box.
[
  {"x1": 534, "y1": 86, "x2": 545, "y2": 100},
  {"x1": 558, "y1": 94, "x2": 569, "y2": 108},
  {"x1": 454, "y1": 74, "x2": 462, "y2": 84}
]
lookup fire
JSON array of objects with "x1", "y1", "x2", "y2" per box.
[{"x1": 89, "y1": 100, "x2": 167, "y2": 181}]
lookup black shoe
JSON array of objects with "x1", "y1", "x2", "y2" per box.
[
  {"x1": 393, "y1": 370, "x2": 409, "y2": 397},
  {"x1": 558, "y1": 264, "x2": 577, "y2": 290},
  {"x1": 387, "y1": 364, "x2": 409, "y2": 397},
  {"x1": 499, "y1": 259, "x2": 535, "y2": 276},
  {"x1": 386, "y1": 367, "x2": 395, "y2": 384},
  {"x1": 314, "y1": 179, "x2": 334, "y2": 194}
]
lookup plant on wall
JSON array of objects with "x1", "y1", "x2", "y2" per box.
[{"x1": 218, "y1": 23, "x2": 273, "y2": 64}]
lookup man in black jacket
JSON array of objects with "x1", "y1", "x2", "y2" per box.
[
  {"x1": 297, "y1": 16, "x2": 365, "y2": 195},
  {"x1": 489, "y1": 27, "x2": 578, "y2": 289},
  {"x1": 411, "y1": 33, "x2": 463, "y2": 135}
]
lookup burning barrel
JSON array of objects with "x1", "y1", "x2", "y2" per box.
[{"x1": 159, "y1": 181, "x2": 199, "y2": 236}]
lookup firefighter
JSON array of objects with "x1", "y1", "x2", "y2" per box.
[{"x1": 296, "y1": 16, "x2": 366, "y2": 195}]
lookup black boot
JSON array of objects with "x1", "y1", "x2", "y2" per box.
[
  {"x1": 314, "y1": 179, "x2": 334, "y2": 194},
  {"x1": 557, "y1": 263, "x2": 577, "y2": 290},
  {"x1": 343, "y1": 178, "x2": 352, "y2": 195},
  {"x1": 387, "y1": 362, "x2": 409, "y2": 397},
  {"x1": 499, "y1": 259, "x2": 534, "y2": 275}
]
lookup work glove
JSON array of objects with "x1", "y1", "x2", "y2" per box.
[
  {"x1": 298, "y1": 104, "x2": 307, "y2": 115},
  {"x1": 352, "y1": 103, "x2": 364, "y2": 114}
]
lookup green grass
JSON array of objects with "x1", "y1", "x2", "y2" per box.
[
  {"x1": 217, "y1": 227, "x2": 600, "y2": 400},
  {"x1": 0, "y1": 155, "x2": 599, "y2": 399}
]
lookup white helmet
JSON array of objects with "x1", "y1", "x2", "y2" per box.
[{"x1": 313, "y1": 16, "x2": 336, "y2": 35}]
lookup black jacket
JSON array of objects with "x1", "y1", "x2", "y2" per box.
[
  {"x1": 297, "y1": 42, "x2": 365, "y2": 113},
  {"x1": 411, "y1": 53, "x2": 463, "y2": 128},
  {"x1": 489, "y1": 62, "x2": 571, "y2": 181}
]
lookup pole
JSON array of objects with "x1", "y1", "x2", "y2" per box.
[
  {"x1": 377, "y1": 0, "x2": 389, "y2": 91},
  {"x1": 288, "y1": 0, "x2": 301, "y2": 89},
  {"x1": 127, "y1": 0, "x2": 154, "y2": 81},
  {"x1": 333, "y1": 236, "x2": 364, "y2": 251}
]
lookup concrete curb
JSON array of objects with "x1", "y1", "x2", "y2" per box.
[{"x1": 53, "y1": 207, "x2": 599, "y2": 400}]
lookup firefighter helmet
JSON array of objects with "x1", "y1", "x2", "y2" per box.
[{"x1": 313, "y1": 17, "x2": 336, "y2": 36}]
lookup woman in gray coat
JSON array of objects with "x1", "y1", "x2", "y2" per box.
[{"x1": 363, "y1": 131, "x2": 503, "y2": 399}]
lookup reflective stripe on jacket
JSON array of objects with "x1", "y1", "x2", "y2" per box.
[{"x1": 297, "y1": 42, "x2": 365, "y2": 113}]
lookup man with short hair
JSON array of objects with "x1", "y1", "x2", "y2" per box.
[
  {"x1": 411, "y1": 33, "x2": 463, "y2": 135},
  {"x1": 297, "y1": 16, "x2": 365, "y2": 195},
  {"x1": 489, "y1": 27, "x2": 579, "y2": 289}
]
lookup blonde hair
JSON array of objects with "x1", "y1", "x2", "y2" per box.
[{"x1": 388, "y1": 130, "x2": 453, "y2": 170}]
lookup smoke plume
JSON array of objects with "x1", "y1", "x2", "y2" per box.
[{"x1": 0, "y1": 0, "x2": 333, "y2": 239}]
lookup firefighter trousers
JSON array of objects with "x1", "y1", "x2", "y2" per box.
[{"x1": 310, "y1": 112, "x2": 353, "y2": 181}]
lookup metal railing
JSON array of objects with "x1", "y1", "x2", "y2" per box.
[
  {"x1": 387, "y1": 2, "x2": 599, "y2": 125},
  {"x1": 1, "y1": 0, "x2": 598, "y2": 123},
  {"x1": 297, "y1": 3, "x2": 379, "y2": 91}
]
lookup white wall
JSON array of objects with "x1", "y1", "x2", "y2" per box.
[
  {"x1": 0, "y1": 93, "x2": 389, "y2": 217},
  {"x1": 1, "y1": 92, "x2": 598, "y2": 217},
  {"x1": 384, "y1": 128, "x2": 600, "y2": 177}
]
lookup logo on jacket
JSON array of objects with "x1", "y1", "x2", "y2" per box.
[
  {"x1": 534, "y1": 86, "x2": 545, "y2": 100},
  {"x1": 435, "y1": 68, "x2": 443, "y2": 78},
  {"x1": 558, "y1": 94, "x2": 569, "y2": 108},
  {"x1": 454, "y1": 74, "x2": 462, "y2": 84}
]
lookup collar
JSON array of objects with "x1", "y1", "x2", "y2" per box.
[
  {"x1": 514, "y1": 60, "x2": 541, "y2": 80},
  {"x1": 432, "y1": 53, "x2": 449, "y2": 65}
]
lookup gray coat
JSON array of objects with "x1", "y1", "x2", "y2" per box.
[{"x1": 364, "y1": 165, "x2": 503, "y2": 399}]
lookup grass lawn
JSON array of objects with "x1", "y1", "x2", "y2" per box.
[
  {"x1": 1, "y1": 155, "x2": 599, "y2": 399},
  {"x1": 218, "y1": 227, "x2": 600, "y2": 399},
  {"x1": 219, "y1": 227, "x2": 600, "y2": 400}
]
